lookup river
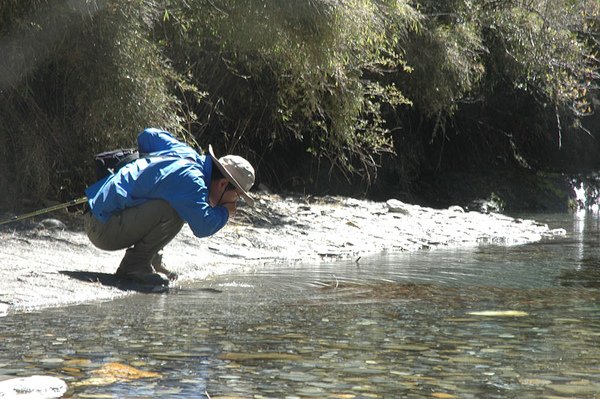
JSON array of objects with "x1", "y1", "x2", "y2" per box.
[{"x1": 1, "y1": 212, "x2": 600, "y2": 398}]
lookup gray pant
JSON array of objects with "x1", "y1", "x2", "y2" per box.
[{"x1": 84, "y1": 200, "x2": 184, "y2": 275}]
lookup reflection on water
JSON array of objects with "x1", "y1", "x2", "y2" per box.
[{"x1": 2, "y1": 213, "x2": 600, "y2": 398}]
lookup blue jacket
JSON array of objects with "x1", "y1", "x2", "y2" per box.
[{"x1": 85, "y1": 128, "x2": 229, "y2": 238}]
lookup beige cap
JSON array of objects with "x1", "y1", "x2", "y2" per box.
[{"x1": 208, "y1": 145, "x2": 255, "y2": 207}]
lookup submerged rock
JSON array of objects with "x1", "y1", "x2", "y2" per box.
[
  {"x1": 547, "y1": 382, "x2": 600, "y2": 395},
  {"x1": 72, "y1": 362, "x2": 161, "y2": 387},
  {"x1": 467, "y1": 310, "x2": 529, "y2": 317},
  {"x1": 218, "y1": 352, "x2": 302, "y2": 362}
]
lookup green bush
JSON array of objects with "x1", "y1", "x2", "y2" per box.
[
  {"x1": 0, "y1": 0, "x2": 597, "y2": 207},
  {"x1": 387, "y1": 0, "x2": 599, "y2": 179},
  {"x1": 157, "y1": 0, "x2": 417, "y2": 186},
  {"x1": 0, "y1": 0, "x2": 180, "y2": 205}
]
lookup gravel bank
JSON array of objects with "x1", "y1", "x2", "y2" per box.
[{"x1": 0, "y1": 193, "x2": 564, "y2": 315}]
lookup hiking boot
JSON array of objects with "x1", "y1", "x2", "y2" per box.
[
  {"x1": 153, "y1": 263, "x2": 178, "y2": 281},
  {"x1": 116, "y1": 270, "x2": 170, "y2": 286},
  {"x1": 151, "y1": 253, "x2": 178, "y2": 281}
]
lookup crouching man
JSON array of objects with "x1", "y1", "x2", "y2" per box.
[{"x1": 84, "y1": 128, "x2": 255, "y2": 286}]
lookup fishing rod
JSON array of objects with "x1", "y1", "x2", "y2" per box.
[{"x1": 0, "y1": 196, "x2": 88, "y2": 226}]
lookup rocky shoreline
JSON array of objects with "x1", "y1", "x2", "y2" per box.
[{"x1": 0, "y1": 192, "x2": 565, "y2": 316}]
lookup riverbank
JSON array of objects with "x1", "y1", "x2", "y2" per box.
[{"x1": 0, "y1": 192, "x2": 565, "y2": 316}]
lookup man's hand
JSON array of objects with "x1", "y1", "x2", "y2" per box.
[{"x1": 222, "y1": 201, "x2": 237, "y2": 218}]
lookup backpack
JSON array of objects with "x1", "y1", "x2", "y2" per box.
[{"x1": 94, "y1": 148, "x2": 140, "y2": 180}]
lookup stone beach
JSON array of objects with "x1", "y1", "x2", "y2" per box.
[
  {"x1": 1, "y1": 193, "x2": 594, "y2": 399},
  {"x1": 0, "y1": 192, "x2": 565, "y2": 315}
]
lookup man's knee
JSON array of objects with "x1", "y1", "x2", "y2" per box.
[{"x1": 149, "y1": 200, "x2": 184, "y2": 233}]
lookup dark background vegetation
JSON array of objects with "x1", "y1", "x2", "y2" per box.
[{"x1": 1, "y1": 0, "x2": 599, "y2": 211}]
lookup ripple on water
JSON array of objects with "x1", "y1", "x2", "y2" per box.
[{"x1": 2, "y1": 221, "x2": 600, "y2": 398}]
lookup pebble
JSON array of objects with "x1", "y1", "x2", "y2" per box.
[
  {"x1": 386, "y1": 199, "x2": 409, "y2": 214},
  {"x1": 36, "y1": 219, "x2": 67, "y2": 231}
]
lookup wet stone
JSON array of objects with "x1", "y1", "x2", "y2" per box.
[
  {"x1": 547, "y1": 382, "x2": 600, "y2": 395},
  {"x1": 36, "y1": 218, "x2": 67, "y2": 231},
  {"x1": 0, "y1": 375, "x2": 67, "y2": 398}
]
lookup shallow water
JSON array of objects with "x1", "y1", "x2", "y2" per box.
[{"x1": 2, "y1": 212, "x2": 600, "y2": 398}]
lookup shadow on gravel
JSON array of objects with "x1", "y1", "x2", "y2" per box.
[{"x1": 59, "y1": 271, "x2": 168, "y2": 293}]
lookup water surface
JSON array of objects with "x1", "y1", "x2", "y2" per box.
[{"x1": 2, "y1": 212, "x2": 600, "y2": 398}]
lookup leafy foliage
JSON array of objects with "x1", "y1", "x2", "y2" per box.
[
  {"x1": 0, "y1": 0, "x2": 179, "y2": 202},
  {"x1": 387, "y1": 0, "x2": 600, "y2": 183},
  {"x1": 0, "y1": 0, "x2": 597, "y2": 206},
  {"x1": 157, "y1": 0, "x2": 417, "y2": 186}
]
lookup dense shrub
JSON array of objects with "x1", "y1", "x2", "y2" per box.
[
  {"x1": 390, "y1": 0, "x2": 599, "y2": 180},
  {"x1": 156, "y1": 0, "x2": 417, "y2": 188},
  {"x1": 0, "y1": 0, "x2": 598, "y2": 207},
  {"x1": 0, "y1": 0, "x2": 179, "y2": 204}
]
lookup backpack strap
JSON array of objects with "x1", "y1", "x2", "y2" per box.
[{"x1": 113, "y1": 151, "x2": 140, "y2": 171}]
